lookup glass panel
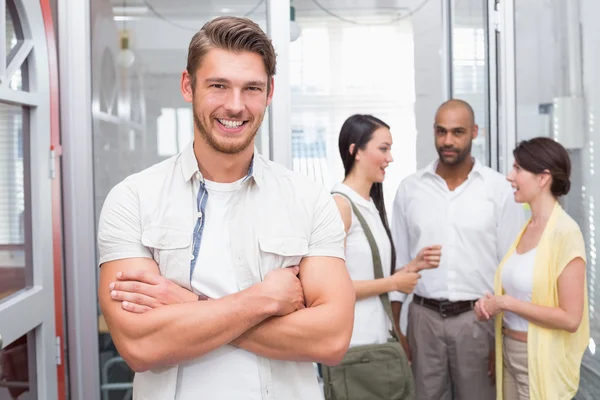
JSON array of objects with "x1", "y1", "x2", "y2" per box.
[
  {"x1": 91, "y1": 2, "x2": 269, "y2": 397},
  {"x1": 5, "y1": 2, "x2": 27, "y2": 93},
  {"x1": 513, "y1": 2, "x2": 598, "y2": 397},
  {"x1": 8, "y1": 60, "x2": 26, "y2": 92},
  {"x1": 0, "y1": 332, "x2": 36, "y2": 400},
  {"x1": 290, "y1": 9, "x2": 417, "y2": 216},
  {"x1": 5, "y1": 2, "x2": 23, "y2": 61},
  {"x1": 451, "y1": 0, "x2": 489, "y2": 166},
  {"x1": 0, "y1": 104, "x2": 28, "y2": 302}
]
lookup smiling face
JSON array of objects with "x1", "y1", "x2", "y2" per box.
[
  {"x1": 353, "y1": 126, "x2": 394, "y2": 183},
  {"x1": 506, "y1": 161, "x2": 551, "y2": 203},
  {"x1": 181, "y1": 48, "x2": 273, "y2": 154}
]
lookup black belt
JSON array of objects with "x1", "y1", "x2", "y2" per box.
[{"x1": 413, "y1": 294, "x2": 475, "y2": 318}]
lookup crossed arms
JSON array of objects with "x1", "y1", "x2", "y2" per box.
[{"x1": 99, "y1": 254, "x2": 355, "y2": 373}]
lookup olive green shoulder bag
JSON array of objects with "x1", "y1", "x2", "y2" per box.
[{"x1": 322, "y1": 192, "x2": 415, "y2": 400}]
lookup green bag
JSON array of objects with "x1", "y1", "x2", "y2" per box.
[{"x1": 322, "y1": 192, "x2": 415, "y2": 400}]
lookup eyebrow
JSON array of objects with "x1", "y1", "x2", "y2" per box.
[
  {"x1": 434, "y1": 124, "x2": 466, "y2": 131},
  {"x1": 381, "y1": 142, "x2": 392, "y2": 146},
  {"x1": 205, "y1": 77, "x2": 267, "y2": 87}
]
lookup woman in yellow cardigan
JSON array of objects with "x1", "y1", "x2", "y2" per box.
[{"x1": 473, "y1": 137, "x2": 589, "y2": 400}]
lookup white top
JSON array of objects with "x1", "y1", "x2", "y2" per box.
[
  {"x1": 501, "y1": 248, "x2": 537, "y2": 332},
  {"x1": 97, "y1": 141, "x2": 346, "y2": 400},
  {"x1": 176, "y1": 178, "x2": 262, "y2": 399},
  {"x1": 391, "y1": 159, "x2": 526, "y2": 302},
  {"x1": 332, "y1": 183, "x2": 394, "y2": 347}
]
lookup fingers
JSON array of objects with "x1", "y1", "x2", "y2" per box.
[
  {"x1": 110, "y1": 280, "x2": 154, "y2": 297},
  {"x1": 111, "y1": 290, "x2": 161, "y2": 309},
  {"x1": 485, "y1": 292, "x2": 494, "y2": 299},
  {"x1": 121, "y1": 301, "x2": 152, "y2": 314},
  {"x1": 288, "y1": 266, "x2": 300, "y2": 275},
  {"x1": 116, "y1": 270, "x2": 161, "y2": 285}
]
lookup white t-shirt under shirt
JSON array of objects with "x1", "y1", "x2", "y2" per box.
[
  {"x1": 501, "y1": 248, "x2": 536, "y2": 332},
  {"x1": 176, "y1": 177, "x2": 262, "y2": 400},
  {"x1": 332, "y1": 183, "x2": 395, "y2": 347}
]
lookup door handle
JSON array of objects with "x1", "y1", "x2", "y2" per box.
[{"x1": 0, "y1": 333, "x2": 3, "y2": 348}]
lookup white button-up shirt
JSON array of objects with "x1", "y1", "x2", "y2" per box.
[
  {"x1": 97, "y1": 141, "x2": 345, "y2": 400},
  {"x1": 391, "y1": 159, "x2": 526, "y2": 302}
]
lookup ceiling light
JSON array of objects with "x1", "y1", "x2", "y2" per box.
[{"x1": 112, "y1": 5, "x2": 148, "y2": 16}]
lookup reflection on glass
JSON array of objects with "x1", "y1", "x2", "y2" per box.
[
  {"x1": 0, "y1": 334, "x2": 33, "y2": 400},
  {"x1": 5, "y1": 3, "x2": 20, "y2": 58},
  {"x1": 6, "y1": 2, "x2": 25, "y2": 92},
  {"x1": 0, "y1": 104, "x2": 26, "y2": 302},
  {"x1": 451, "y1": 0, "x2": 488, "y2": 166}
]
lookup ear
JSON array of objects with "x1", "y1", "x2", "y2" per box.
[
  {"x1": 472, "y1": 124, "x2": 479, "y2": 140},
  {"x1": 539, "y1": 169, "x2": 552, "y2": 189},
  {"x1": 349, "y1": 143, "x2": 357, "y2": 160},
  {"x1": 266, "y1": 77, "x2": 275, "y2": 106},
  {"x1": 181, "y1": 70, "x2": 194, "y2": 103}
]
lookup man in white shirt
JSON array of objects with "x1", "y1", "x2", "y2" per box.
[
  {"x1": 391, "y1": 99, "x2": 525, "y2": 400},
  {"x1": 97, "y1": 17, "x2": 355, "y2": 400}
]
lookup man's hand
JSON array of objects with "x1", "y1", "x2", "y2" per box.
[
  {"x1": 258, "y1": 266, "x2": 305, "y2": 316},
  {"x1": 390, "y1": 270, "x2": 421, "y2": 294},
  {"x1": 109, "y1": 270, "x2": 199, "y2": 313},
  {"x1": 407, "y1": 245, "x2": 442, "y2": 272}
]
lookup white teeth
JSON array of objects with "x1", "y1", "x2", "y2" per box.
[{"x1": 218, "y1": 119, "x2": 243, "y2": 128}]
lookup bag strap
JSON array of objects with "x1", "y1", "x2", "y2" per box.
[{"x1": 332, "y1": 191, "x2": 401, "y2": 341}]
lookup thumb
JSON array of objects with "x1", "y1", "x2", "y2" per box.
[
  {"x1": 416, "y1": 273, "x2": 422, "y2": 279},
  {"x1": 289, "y1": 266, "x2": 300, "y2": 275},
  {"x1": 485, "y1": 292, "x2": 493, "y2": 299}
]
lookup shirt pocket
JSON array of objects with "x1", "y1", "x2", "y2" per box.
[
  {"x1": 258, "y1": 236, "x2": 309, "y2": 276},
  {"x1": 141, "y1": 227, "x2": 192, "y2": 278}
]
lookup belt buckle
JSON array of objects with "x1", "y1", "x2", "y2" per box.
[{"x1": 439, "y1": 300, "x2": 452, "y2": 318}]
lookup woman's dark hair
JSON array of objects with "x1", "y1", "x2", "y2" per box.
[
  {"x1": 338, "y1": 114, "x2": 396, "y2": 273},
  {"x1": 513, "y1": 137, "x2": 571, "y2": 197}
]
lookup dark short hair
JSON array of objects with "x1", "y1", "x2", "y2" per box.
[
  {"x1": 513, "y1": 137, "x2": 571, "y2": 197},
  {"x1": 186, "y1": 16, "x2": 276, "y2": 93}
]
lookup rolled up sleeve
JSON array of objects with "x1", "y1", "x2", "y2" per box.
[
  {"x1": 305, "y1": 188, "x2": 346, "y2": 260},
  {"x1": 97, "y1": 180, "x2": 152, "y2": 266}
]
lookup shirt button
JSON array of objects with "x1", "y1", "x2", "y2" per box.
[
  {"x1": 190, "y1": 254, "x2": 195, "y2": 260},
  {"x1": 197, "y1": 211, "x2": 203, "y2": 219}
]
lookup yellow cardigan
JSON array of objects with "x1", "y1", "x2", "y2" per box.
[{"x1": 494, "y1": 202, "x2": 589, "y2": 400}]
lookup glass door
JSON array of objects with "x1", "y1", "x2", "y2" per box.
[{"x1": 0, "y1": 0, "x2": 58, "y2": 398}]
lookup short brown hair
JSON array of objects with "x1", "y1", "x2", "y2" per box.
[
  {"x1": 513, "y1": 137, "x2": 571, "y2": 197},
  {"x1": 186, "y1": 16, "x2": 277, "y2": 93}
]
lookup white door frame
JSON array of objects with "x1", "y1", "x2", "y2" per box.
[
  {"x1": 494, "y1": 0, "x2": 517, "y2": 174},
  {"x1": 0, "y1": 0, "x2": 58, "y2": 397}
]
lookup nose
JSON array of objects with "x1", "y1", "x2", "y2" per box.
[
  {"x1": 224, "y1": 89, "x2": 244, "y2": 115},
  {"x1": 387, "y1": 153, "x2": 394, "y2": 163},
  {"x1": 506, "y1": 169, "x2": 515, "y2": 182},
  {"x1": 442, "y1": 133, "x2": 454, "y2": 147}
]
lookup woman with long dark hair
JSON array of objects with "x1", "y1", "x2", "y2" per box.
[
  {"x1": 321, "y1": 114, "x2": 441, "y2": 400},
  {"x1": 474, "y1": 137, "x2": 589, "y2": 400}
]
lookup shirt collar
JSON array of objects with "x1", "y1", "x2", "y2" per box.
[
  {"x1": 420, "y1": 157, "x2": 485, "y2": 179},
  {"x1": 180, "y1": 140, "x2": 263, "y2": 187}
]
